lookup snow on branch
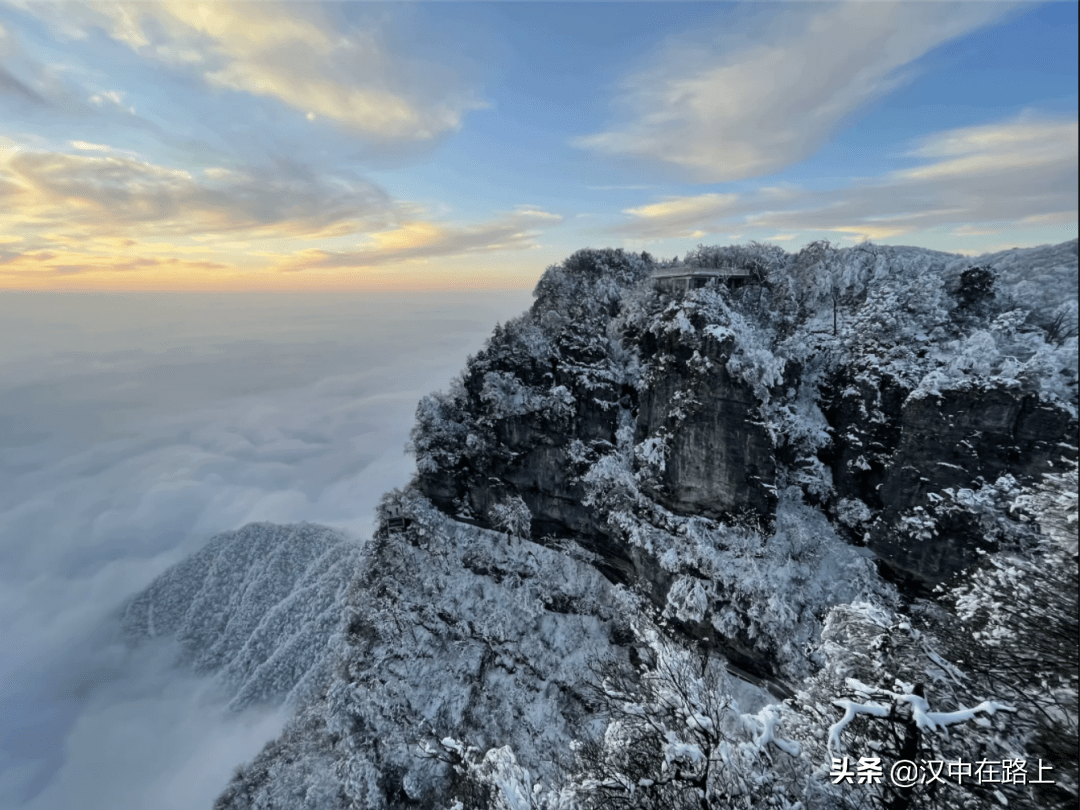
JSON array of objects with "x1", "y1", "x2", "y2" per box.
[{"x1": 828, "y1": 680, "x2": 1015, "y2": 756}]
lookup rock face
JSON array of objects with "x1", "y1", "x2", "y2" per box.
[
  {"x1": 826, "y1": 375, "x2": 1077, "y2": 588},
  {"x1": 409, "y1": 243, "x2": 1076, "y2": 633},
  {"x1": 119, "y1": 241, "x2": 1076, "y2": 810},
  {"x1": 210, "y1": 495, "x2": 623, "y2": 810},
  {"x1": 875, "y1": 389, "x2": 1075, "y2": 584},
  {"x1": 416, "y1": 405, "x2": 631, "y2": 580},
  {"x1": 634, "y1": 331, "x2": 776, "y2": 519}
]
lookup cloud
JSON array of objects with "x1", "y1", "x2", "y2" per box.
[
  {"x1": 586, "y1": 184, "x2": 655, "y2": 191},
  {"x1": 513, "y1": 205, "x2": 562, "y2": 222},
  {"x1": 894, "y1": 116, "x2": 1078, "y2": 182},
  {"x1": 87, "y1": 89, "x2": 135, "y2": 114},
  {"x1": 622, "y1": 193, "x2": 739, "y2": 238},
  {"x1": 573, "y1": 1, "x2": 1021, "y2": 182},
  {"x1": 69, "y1": 140, "x2": 112, "y2": 152},
  {"x1": 0, "y1": 138, "x2": 565, "y2": 287},
  {"x1": 0, "y1": 290, "x2": 532, "y2": 809},
  {"x1": 951, "y1": 225, "x2": 1004, "y2": 237},
  {"x1": 613, "y1": 113, "x2": 1077, "y2": 244},
  {"x1": 0, "y1": 64, "x2": 46, "y2": 105},
  {"x1": 0, "y1": 140, "x2": 564, "y2": 285},
  {"x1": 1, "y1": 144, "x2": 394, "y2": 240},
  {"x1": 0, "y1": 13, "x2": 55, "y2": 107},
  {"x1": 1, "y1": 17, "x2": 137, "y2": 121},
  {"x1": 1021, "y1": 211, "x2": 1076, "y2": 226},
  {"x1": 21, "y1": 1, "x2": 486, "y2": 142},
  {"x1": 274, "y1": 208, "x2": 564, "y2": 272}
]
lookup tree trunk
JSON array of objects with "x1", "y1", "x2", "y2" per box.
[{"x1": 887, "y1": 689, "x2": 924, "y2": 810}]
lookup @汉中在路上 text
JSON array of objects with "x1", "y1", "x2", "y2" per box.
[{"x1": 829, "y1": 757, "x2": 1055, "y2": 787}]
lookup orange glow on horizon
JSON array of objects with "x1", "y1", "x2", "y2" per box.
[{"x1": 0, "y1": 261, "x2": 544, "y2": 293}]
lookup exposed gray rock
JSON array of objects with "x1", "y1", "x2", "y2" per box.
[
  {"x1": 176, "y1": 241, "x2": 1076, "y2": 810},
  {"x1": 635, "y1": 331, "x2": 776, "y2": 518},
  {"x1": 826, "y1": 373, "x2": 1077, "y2": 587},
  {"x1": 212, "y1": 494, "x2": 624, "y2": 810}
]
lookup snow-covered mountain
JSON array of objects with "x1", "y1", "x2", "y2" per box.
[
  {"x1": 126, "y1": 239, "x2": 1077, "y2": 810},
  {"x1": 122, "y1": 523, "x2": 363, "y2": 712}
]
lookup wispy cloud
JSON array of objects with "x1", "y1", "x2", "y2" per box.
[
  {"x1": 15, "y1": 1, "x2": 487, "y2": 141},
  {"x1": 613, "y1": 113, "x2": 1077, "y2": 244},
  {"x1": 574, "y1": 1, "x2": 1020, "y2": 182},
  {"x1": 895, "y1": 116, "x2": 1077, "y2": 182},
  {"x1": 0, "y1": 138, "x2": 563, "y2": 285},
  {"x1": 622, "y1": 193, "x2": 740, "y2": 238},
  {"x1": 951, "y1": 225, "x2": 1004, "y2": 237},
  {"x1": 1021, "y1": 211, "x2": 1077, "y2": 226},
  {"x1": 87, "y1": 89, "x2": 135, "y2": 114},
  {"x1": 272, "y1": 208, "x2": 563, "y2": 272},
  {"x1": 0, "y1": 64, "x2": 45, "y2": 105},
  {"x1": 69, "y1": 140, "x2": 112, "y2": 152},
  {"x1": 1, "y1": 144, "x2": 393, "y2": 240}
]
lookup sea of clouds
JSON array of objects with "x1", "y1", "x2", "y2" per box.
[{"x1": 0, "y1": 288, "x2": 532, "y2": 810}]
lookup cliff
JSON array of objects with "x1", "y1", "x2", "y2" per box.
[
  {"x1": 125, "y1": 239, "x2": 1078, "y2": 810},
  {"x1": 409, "y1": 242, "x2": 1076, "y2": 662}
]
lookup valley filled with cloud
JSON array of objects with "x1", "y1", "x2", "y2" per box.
[{"x1": 0, "y1": 289, "x2": 531, "y2": 809}]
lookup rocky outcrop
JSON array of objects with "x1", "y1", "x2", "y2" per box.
[
  {"x1": 211, "y1": 496, "x2": 623, "y2": 810},
  {"x1": 635, "y1": 330, "x2": 776, "y2": 519},
  {"x1": 413, "y1": 321, "x2": 787, "y2": 677},
  {"x1": 416, "y1": 401, "x2": 626, "y2": 574},
  {"x1": 413, "y1": 244, "x2": 1076, "y2": 664},
  {"x1": 826, "y1": 373, "x2": 1077, "y2": 588},
  {"x1": 192, "y1": 241, "x2": 1080, "y2": 810}
]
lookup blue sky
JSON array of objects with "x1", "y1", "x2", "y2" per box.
[{"x1": 0, "y1": 0, "x2": 1076, "y2": 290}]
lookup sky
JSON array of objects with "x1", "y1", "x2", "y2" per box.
[
  {"x1": 0, "y1": 3, "x2": 1076, "y2": 802},
  {"x1": 0, "y1": 288, "x2": 535, "y2": 808},
  {"x1": 0, "y1": 0, "x2": 1076, "y2": 291}
]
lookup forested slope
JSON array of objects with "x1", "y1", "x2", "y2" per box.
[{"x1": 128, "y1": 238, "x2": 1077, "y2": 809}]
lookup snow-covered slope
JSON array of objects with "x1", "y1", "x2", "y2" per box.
[
  {"x1": 963, "y1": 237, "x2": 1078, "y2": 316},
  {"x1": 124, "y1": 238, "x2": 1077, "y2": 810},
  {"x1": 122, "y1": 522, "x2": 362, "y2": 711},
  {"x1": 211, "y1": 491, "x2": 632, "y2": 809}
]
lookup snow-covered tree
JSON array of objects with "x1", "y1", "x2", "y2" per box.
[
  {"x1": 420, "y1": 737, "x2": 577, "y2": 810},
  {"x1": 825, "y1": 678, "x2": 1017, "y2": 810},
  {"x1": 410, "y1": 375, "x2": 476, "y2": 474},
  {"x1": 570, "y1": 623, "x2": 806, "y2": 810},
  {"x1": 488, "y1": 494, "x2": 532, "y2": 542},
  {"x1": 935, "y1": 466, "x2": 1079, "y2": 809},
  {"x1": 783, "y1": 578, "x2": 1069, "y2": 810}
]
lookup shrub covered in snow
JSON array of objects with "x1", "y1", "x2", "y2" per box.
[{"x1": 207, "y1": 239, "x2": 1077, "y2": 810}]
